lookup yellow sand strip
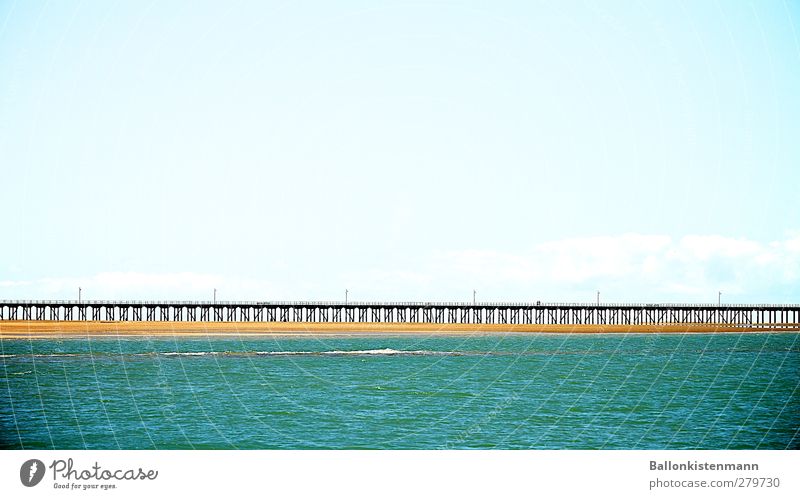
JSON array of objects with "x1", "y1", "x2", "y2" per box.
[{"x1": 0, "y1": 320, "x2": 797, "y2": 339}]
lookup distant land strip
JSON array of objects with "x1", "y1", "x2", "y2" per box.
[{"x1": 0, "y1": 321, "x2": 798, "y2": 339}]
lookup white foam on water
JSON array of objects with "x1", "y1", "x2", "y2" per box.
[
  {"x1": 329, "y1": 348, "x2": 405, "y2": 355},
  {"x1": 2, "y1": 350, "x2": 467, "y2": 359},
  {"x1": 255, "y1": 351, "x2": 312, "y2": 355},
  {"x1": 162, "y1": 352, "x2": 214, "y2": 357},
  {"x1": 256, "y1": 348, "x2": 457, "y2": 356},
  {"x1": 1, "y1": 353, "x2": 84, "y2": 359}
]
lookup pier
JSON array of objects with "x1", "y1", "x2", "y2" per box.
[{"x1": 1, "y1": 300, "x2": 798, "y2": 327}]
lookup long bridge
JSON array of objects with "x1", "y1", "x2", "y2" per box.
[{"x1": 1, "y1": 300, "x2": 798, "y2": 327}]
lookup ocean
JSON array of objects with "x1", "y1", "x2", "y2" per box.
[{"x1": 1, "y1": 332, "x2": 798, "y2": 449}]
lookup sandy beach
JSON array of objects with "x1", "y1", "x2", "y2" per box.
[{"x1": 0, "y1": 320, "x2": 797, "y2": 339}]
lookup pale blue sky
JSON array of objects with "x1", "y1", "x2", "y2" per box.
[{"x1": 1, "y1": 1, "x2": 799, "y2": 303}]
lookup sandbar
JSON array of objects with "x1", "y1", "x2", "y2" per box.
[{"x1": 0, "y1": 320, "x2": 797, "y2": 339}]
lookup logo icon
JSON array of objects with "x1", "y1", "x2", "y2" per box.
[{"x1": 20, "y1": 459, "x2": 45, "y2": 487}]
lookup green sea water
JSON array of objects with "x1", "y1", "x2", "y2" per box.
[{"x1": 1, "y1": 333, "x2": 798, "y2": 449}]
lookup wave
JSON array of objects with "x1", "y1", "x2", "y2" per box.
[
  {"x1": 255, "y1": 348, "x2": 460, "y2": 356},
  {"x1": 167, "y1": 350, "x2": 461, "y2": 357},
  {"x1": 4, "y1": 348, "x2": 789, "y2": 360},
  {"x1": 2, "y1": 349, "x2": 461, "y2": 358},
  {"x1": 162, "y1": 352, "x2": 215, "y2": 357},
  {"x1": 159, "y1": 349, "x2": 453, "y2": 357},
  {"x1": 2, "y1": 353, "x2": 83, "y2": 358},
  {"x1": 0, "y1": 349, "x2": 603, "y2": 359}
]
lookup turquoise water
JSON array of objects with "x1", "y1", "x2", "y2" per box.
[{"x1": 1, "y1": 333, "x2": 798, "y2": 449}]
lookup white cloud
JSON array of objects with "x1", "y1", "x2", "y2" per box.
[
  {"x1": 671, "y1": 235, "x2": 762, "y2": 261},
  {"x1": 438, "y1": 233, "x2": 800, "y2": 302},
  {"x1": 1, "y1": 233, "x2": 798, "y2": 303},
  {"x1": 443, "y1": 234, "x2": 676, "y2": 284}
]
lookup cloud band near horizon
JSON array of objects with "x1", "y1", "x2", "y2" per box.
[{"x1": 2, "y1": 232, "x2": 798, "y2": 304}]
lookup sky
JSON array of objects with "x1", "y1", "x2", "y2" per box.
[{"x1": 1, "y1": 0, "x2": 798, "y2": 304}]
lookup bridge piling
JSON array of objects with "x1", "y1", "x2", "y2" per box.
[{"x1": 0, "y1": 301, "x2": 798, "y2": 329}]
